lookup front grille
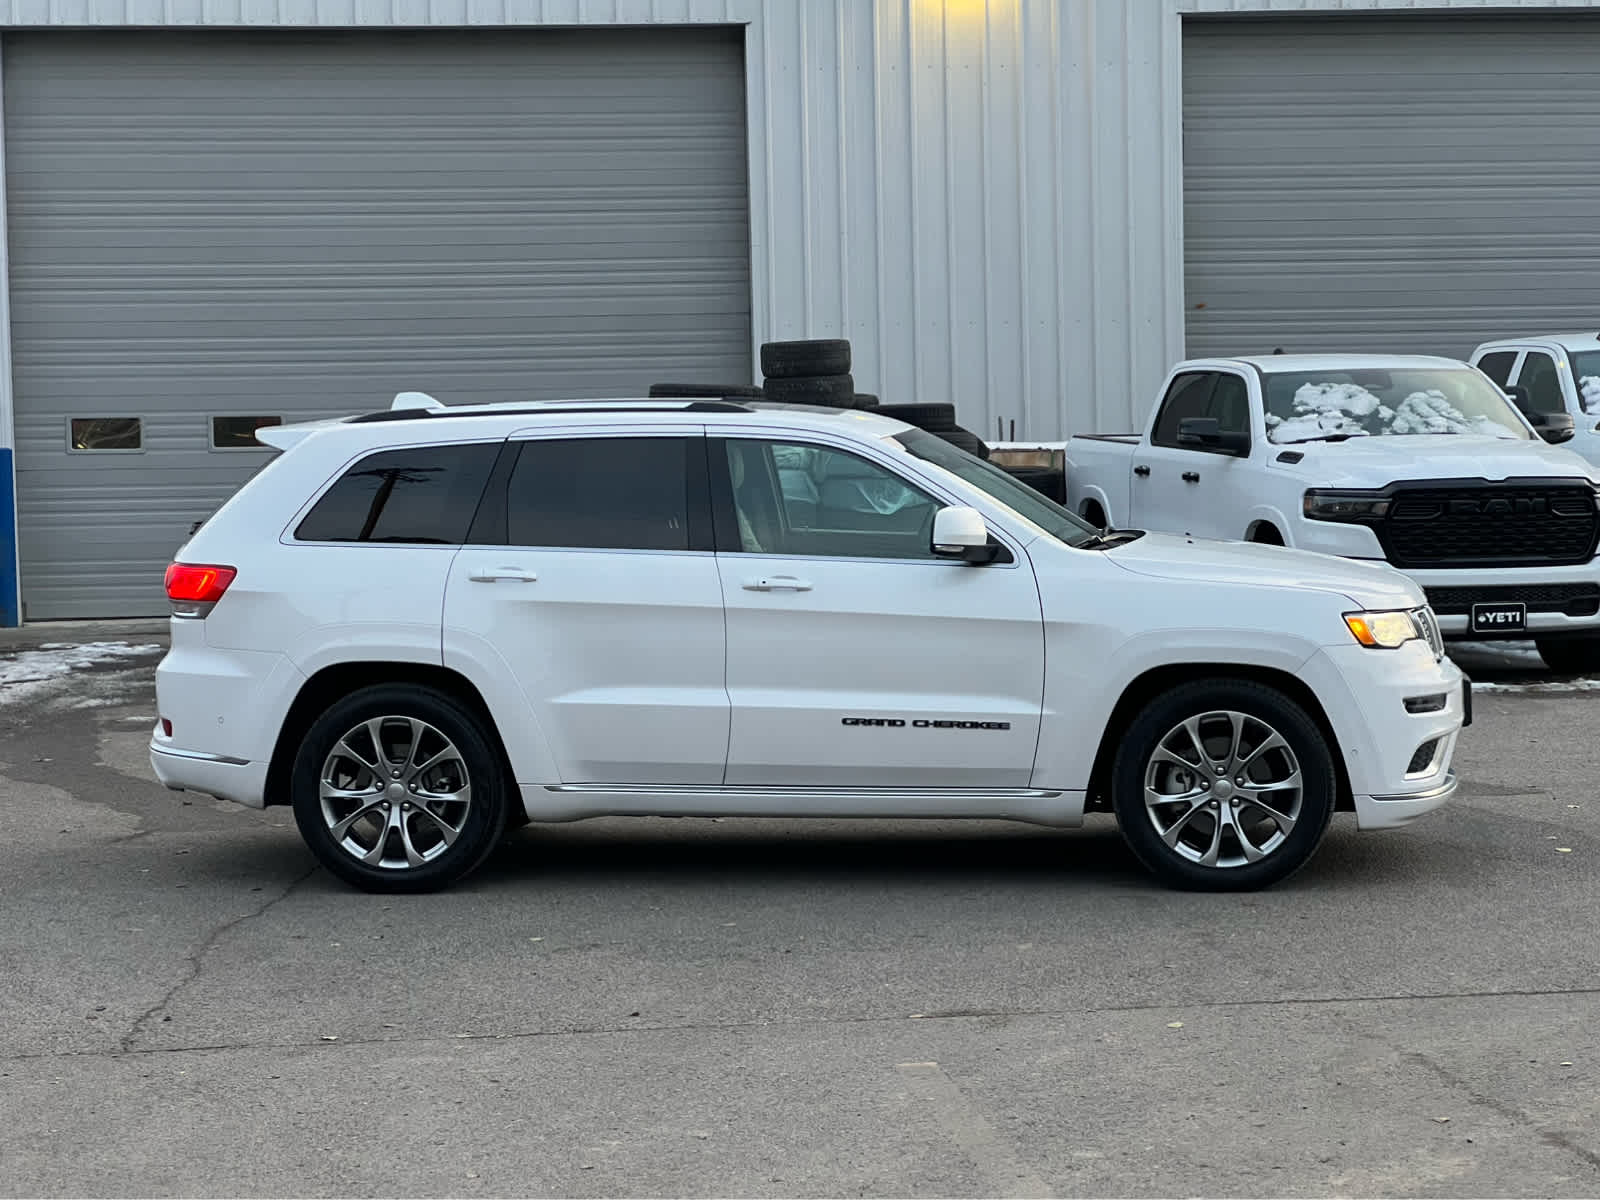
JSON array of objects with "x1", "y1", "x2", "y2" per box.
[
  {"x1": 1380, "y1": 484, "x2": 1598, "y2": 569},
  {"x1": 1424, "y1": 583, "x2": 1600, "y2": 618},
  {"x1": 1407, "y1": 738, "x2": 1441, "y2": 777}
]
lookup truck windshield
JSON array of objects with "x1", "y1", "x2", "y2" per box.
[
  {"x1": 1570, "y1": 351, "x2": 1600, "y2": 415},
  {"x1": 1261, "y1": 367, "x2": 1531, "y2": 444},
  {"x1": 895, "y1": 429, "x2": 1101, "y2": 548}
]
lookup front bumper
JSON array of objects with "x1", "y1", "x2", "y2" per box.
[
  {"x1": 1299, "y1": 641, "x2": 1467, "y2": 828},
  {"x1": 1353, "y1": 773, "x2": 1459, "y2": 830}
]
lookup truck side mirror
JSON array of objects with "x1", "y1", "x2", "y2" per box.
[
  {"x1": 1524, "y1": 409, "x2": 1576, "y2": 445},
  {"x1": 1176, "y1": 416, "x2": 1250, "y2": 456}
]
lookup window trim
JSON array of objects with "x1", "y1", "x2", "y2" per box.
[
  {"x1": 208, "y1": 413, "x2": 284, "y2": 452},
  {"x1": 66, "y1": 415, "x2": 144, "y2": 454},
  {"x1": 467, "y1": 430, "x2": 714, "y2": 554},
  {"x1": 707, "y1": 433, "x2": 1018, "y2": 565}
]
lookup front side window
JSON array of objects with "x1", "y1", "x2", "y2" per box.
[
  {"x1": 896, "y1": 429, "x2": 1099, "y2": 548},
  {"x1": 504, "y1": 437, "x2": 698, "y2": 552},
  {"x1": 1518, "y1": 352, "x2": 1565, "y2": 414},
  {"x1": 1571, "y1": 350, "x2": 1600, "y2": 415},
  {"x1": 1151, "y1": 373, "x2": 1216, "y2": 448},
  {"x1": 1261, "y1": 367, "x2": 1530, "y2": 444},
  {"x1": 295, "y1": 442, "x2": 498, "y2": 543},
  {"x1": 719, "y1": 439, "x2": 941, "y2": 560}
]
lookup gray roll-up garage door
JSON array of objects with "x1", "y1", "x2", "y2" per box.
[
  {"x1": 1183, "y1": 15, "x2": 1600, "y2": 361},
  {"x1": 4, "y1": 28, "x2": 750, "y2": 618}
]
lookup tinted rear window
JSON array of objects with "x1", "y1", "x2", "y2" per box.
[
  {"x1": 295, "y1": 443, "x2": 499, "y2": 544},
  {"x1": 505, "y1": 437, "x2": 696, "y2": 551}
]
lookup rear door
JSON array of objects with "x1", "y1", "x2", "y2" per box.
[
  {"x1": 442, "y1": 425, "x2": 729, "y2": 785},
  {"x1": 711, "y1": 433, "x2": 1044, "y2": 789}
]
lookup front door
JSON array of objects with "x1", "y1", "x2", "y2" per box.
[
  {"x1": 442, "y1": 428, "x2": 729, "y2": 785},
  {"x1": 712, "y1": 434, "x2": 1044, "y2": 789},
  {"x1": 1131, "y1": 370, "x2": 1254, "y2": 540}
]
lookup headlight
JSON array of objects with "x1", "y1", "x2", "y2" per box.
[
  {"x1": 1304, "y1": 489, "x2": 1391, "y2": 520},
  {"x1": 1345, "y1": 609, "x2": 1422, "y2": 649}
]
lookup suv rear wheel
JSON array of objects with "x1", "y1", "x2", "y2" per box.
[
  {"x1": 291, "y1": 685, "x2": 510, "y2": 893},
  {"x1": 1111, "y1": 680, "x2": 1335, "y2": 890}
]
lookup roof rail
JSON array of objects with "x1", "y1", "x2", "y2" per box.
[
  {"x1": 392, "y1": 390, "x2": 444, "y2": 412},
  {"x1": 345, "y1": 399, "x2": 754, "y2": 425}
]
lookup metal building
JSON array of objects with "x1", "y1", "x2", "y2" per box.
[{"x1": 1, "y1": 0, "x2": 1598, "y2": 621}]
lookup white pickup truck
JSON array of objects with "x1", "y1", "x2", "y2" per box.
[
  {"x1": 1017, "y1": 354, "x2": 1600, "y2": 673},
  {"x1": 1470, "y1": 332, "x2": 1600, "y2": 469}
]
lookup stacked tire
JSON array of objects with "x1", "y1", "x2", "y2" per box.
[{"x1": 759, "y1": 339, "x2": 877, "y2": 409}]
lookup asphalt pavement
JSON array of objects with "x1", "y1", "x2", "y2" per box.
[{"x1": 2, "y1": 623, "x2": 1599, "y2": 1198}]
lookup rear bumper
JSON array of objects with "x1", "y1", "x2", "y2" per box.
[
  {"x1": 150, "y1": 739, "x2": 269, "y2": 809},
  {"x1": 1353, "y1": 773, "x2": 1458, "y2": 830}
]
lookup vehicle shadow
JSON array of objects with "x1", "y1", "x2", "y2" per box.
[{"x1": 477, "y1": 817, "x2": 1153, "y2": 891}]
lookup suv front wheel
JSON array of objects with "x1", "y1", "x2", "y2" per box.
[
  {"x1": 291, "y1": 684, "x2": 510, "y2": 893},
  {"x1": 1111, "y1": 680, "x2": 1336, "y2": 891}
]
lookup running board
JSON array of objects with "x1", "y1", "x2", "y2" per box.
[{"x1": 525, "y1": 784, "x2": 1086, "y2": 827}]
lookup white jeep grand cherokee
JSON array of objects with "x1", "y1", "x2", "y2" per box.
[{"x1": 151, "y1": 395, "x2": 1468, "y2": 893}]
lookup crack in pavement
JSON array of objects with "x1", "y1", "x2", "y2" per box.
[
  {"x1": 0, "y1": 978, "x2": 1589, "y2": 1067},
  {"x1": 1329, "y1": 1011, "x2": 1600, "y2": 1179},
  {"x1": 115, "y1": 864, "x2": 319, "y2": 1054}
]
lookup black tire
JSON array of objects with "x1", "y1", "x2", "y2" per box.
[
  {"x1": 760, "y1": 339, "x2": 851, "y2": 379},
  {"x1": 1250, "y1": 523, "x2": 1284, "y2": 546},
  {"x1": 291, "y1": 684, "x2": 510, "y2": 893},
  {"x1": 850, "y1": 392, "x2": 880, "y2": 409},
  {"x1": 1081, "y1": 500, "x2": 1107, "y2": 528},
  {"x1": 1111, "y1": 680, "x2": 1336, "y2": 891},
  {"x1": 1536, "y1": 637, "x2": 1600, "y2": 675},
  {"x1": 762, "y1": 373, "x2": 856, "y2": 405},
  {"x1": 1002, "y1": 465, "x2": 1067, "y2": 503},
  {"x1": 648, "y1": 382, "x2": 763, "y2": 399},
  {"x1": 876, "y1": 402, "x2": 958, "y2": 430},
  {"x1": 939, "y1": 429, "x2": 988, "y2": 458}
]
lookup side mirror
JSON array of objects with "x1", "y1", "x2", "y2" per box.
[
  {"x1": 1525, "y1": 409, "x2": 1576, "y2": 444},
  {"x1": 1176, "y1": 416, "x2": 1250, "y2": 456},
  {"x1": 932, "y1": 506, "x2": 999, "y2": 564}
]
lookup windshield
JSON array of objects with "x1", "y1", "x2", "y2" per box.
[
  {"x1": 1571, "y1": 351, "x2": 1600, "y2": 416},
  {"x1": 895, "y1": 429, "x2": 1100, "y2": 548},
  {"x1": 1261, "y1": 367, "x2": 1531, "y2": 444}
]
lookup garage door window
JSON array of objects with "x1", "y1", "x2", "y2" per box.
[
  {"x1": 211, "y1": 415, "x2": 283, "y2": 450},
  {"x1": 69, "y1": 417, "x2": 142, "y2": 452},
  {"x1": 295, "y1": 443, "x2": 499, "y2": 544}
]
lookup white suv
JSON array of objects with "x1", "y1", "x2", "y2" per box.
[{"x1": 151, "y1": 395, "x2": 1468, "y2": 893}]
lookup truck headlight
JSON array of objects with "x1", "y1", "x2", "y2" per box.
[
  {"x1": 1345, "y1": 609, "x2": 1422, "y2": 649},
  {"x1": 1304, "y1": 489, "x2": 1391, "y2": 520}
]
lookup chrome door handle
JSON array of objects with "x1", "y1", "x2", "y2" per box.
[
  {"x1": 468, "y1": 567, "x2": 538, "y2": 583},
  {"x1": 743, "y1": 576, "x2": 813, "y2": 592}
]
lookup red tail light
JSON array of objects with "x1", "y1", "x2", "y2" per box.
[{"x1": 164, "y1": 563, "x2": 236, "y2": 617}]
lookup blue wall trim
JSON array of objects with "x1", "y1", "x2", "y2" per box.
[{"x1": 0, "y1": 448, "x2": 16, "y2": 626}]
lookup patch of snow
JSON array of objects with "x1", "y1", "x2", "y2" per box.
[
  {"x1": 1580, "y1": 376, "x2": 1600, "y2": 416},
  {"x1": 1387, "y1": 390, "x2": 1519, "y2": 439},
  {"x1": 1473, "y1": 677, "x2": 1600, "y2": 694},
  {"x1": 1269, "y1": 383, "x2": 1519, "y2": 444},
  {"x1": 0, "y1": 641, "x2": 163, "y2": 705}
]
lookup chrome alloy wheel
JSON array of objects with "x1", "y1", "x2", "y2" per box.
[
  {"x1": 1142, "y1": 710, "x2": 1303, "y2": 869},
  {"x1": 318, "y1": 716, "x2": 473, "y2": 870}
]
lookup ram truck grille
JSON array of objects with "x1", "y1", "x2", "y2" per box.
[
  {"x1": 1424, "y1": 582, "x2": 1600, "y2": 618},
  {"x1": 1379, "y1": 484, "x2": 1598, "y2": 569}
]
